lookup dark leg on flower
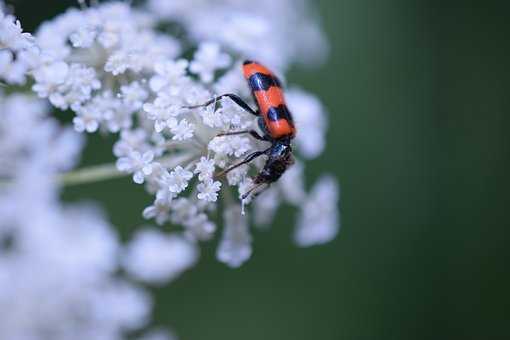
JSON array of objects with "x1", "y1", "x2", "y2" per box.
[
  {"x1": 183, "y1": 93, "x2": 259, "y2": 117},
  {"x1": 214, "y1": 148, "x2": 270, "y2": 178},
  {"x1": 241, "y1": 182, "x2": 269, "y2": 200},
  {"x1": 217, "y1": 130, "x2": 269, "y2": 142}
]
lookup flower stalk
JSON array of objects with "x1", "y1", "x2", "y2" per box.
[{"x1": 59, "y1": 153, "x2": 198, "y2": 186}]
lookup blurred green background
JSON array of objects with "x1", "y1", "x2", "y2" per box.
[{"x1": 10, "y1": 0, "x2": 510, "y2": 339}]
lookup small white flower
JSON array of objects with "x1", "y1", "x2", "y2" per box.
[
  {"x1": 294, "y1": 175, "x2": 340, "y2": 247},
  {"x1": 253, "y1": 187, "x2": 280, "y2": 227},
  {"x1": 73, "y1": 105, "x2": 103, "y2": 133},
  {"x1": 121, "y1": 81, "x2": 149, "y2": 110},
  {"x1": 214, "y1": 64, "x2": 250, "y2": 96},
  {"x1": 216, "y1": 205, "x2": 252, "y2": 268},
  {"x1": 123, "y1": 228, "x2": 199, "y2": 284},
  {"x1": 184, "y1": 212, "x2": 216, "y2": 241},
  {"x1": 116, "y1": 150, "x2": 155, "y2": 184},
  {"x1": 143, "y1": 94, "x2": 184, "y2": 133},
  {"x1": 113, "y1": 128, "x2": 149, "y2": 157},
  {"x1": 169, "y1": 197, "x2": 198, "y2": 226},
  {"x1": 170, "y1": 119, "x2": 194, "y2": 141},
  {"x1": 238, "y1": 177, "x2": 255, "y2": 205},
  {"x1": 287, "y1": 88, "x2": 327, "y2": 159},
  {"x1": 149, "y1": 59, "x2": 189, "y2": 93},
  {"x1": 190, "y1": 41, "x2": 231, "y2": 83},
  {"x1": 105, "y1": 50, "x2": 132, "y2": 75},
  {"x1": 32, "y1": 61, "x2": 69, "y2": 98},
  {"x1": 197, "y1": 179, "x2": 221, "y2": 202},
  {"x1": 208, "y1": 135, "x2": 251, "y2": 158},
  {"x1": 167, "y1": 166, "x2": 193, "y2": 193},
  {"x1": 97, "y1": 30, "x2": 119, "y2": 48},
  {"x1": 0, "y1": 49, "x2": 33, "y2": 84},
  {"x1": 143, "y1": 198, "x2": 171, "y2": 225},
  {"x1": 194, "y1": 156, "x2": 215, "y2": 181},
  {"x1": 278, "y1": 160, "x2": 307, "y2": 205},
  {"x1": 69, "y1": 26, "x2": 97, "y2": 48},
  {"x1": 0, "y1": 11, "x2": 33, "y2": 50},
  {"x1": 226, "y1": 164, "x2": 248, "y2": 186}
]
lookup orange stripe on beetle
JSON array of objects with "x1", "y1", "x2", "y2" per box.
[
  {"x1": 242, "y1": 60, "x2": 273, "y2": 78},
  {"x1": 254, "y1": 86, "x2": 286, "y2": 116},
  {"x1": 267, "y1": 119, "x2": 296, "y2": 139}
]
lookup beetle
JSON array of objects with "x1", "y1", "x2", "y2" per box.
[{"x1": 185, "y1": 60, "x2": 296, "y2": 199}]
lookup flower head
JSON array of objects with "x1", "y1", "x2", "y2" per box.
[
  {"x1": 1, "y1": 1, "x2": 339, "y2": 339},
  {"x1": 17, "y1": 0, "x2": 338, "y2": 270}
]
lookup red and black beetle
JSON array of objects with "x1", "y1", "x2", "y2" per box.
[{"x1": 186, "y1": 60, "x2": 296, "y2": 198}]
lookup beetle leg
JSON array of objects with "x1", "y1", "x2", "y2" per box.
[
  {"x1": 241, "y1": 182, "x2": 270, "y2": 200},
  {"x1": 214, "y1": 147, "x2": 270, "y2": 179},
  {"x1": 216, "y1": 130, "x2": 270, "y2": 142},
  {"x1": 183, "y1": 93, "x2": 259, "y2": 117}
]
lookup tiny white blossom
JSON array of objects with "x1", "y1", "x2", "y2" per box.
[
  {"x1": 32, "y1": 61, "x2": 69, "y2": 98},
  {"x1": 208, "y1": 135, "x2": 251, "y2": 158},
  {"x1": 143, "y1": 198, "x2": 172, "y2": 225},
  {"x1": 69, "y1": 26, "x2": 97, "y2": 48},
  {"x1": 226, "y1": 164, "x2": 249, "y2": 186},
  {"x1": 294, "y1": 175, "x2": 340, "y2": 247},
  {"x1": 194, "y1": 156, "x2": 215, "y2": 181},
  {"x1": 113, "y1": 128, "x2": 149, "y2": 157},
  {"x1": 197, "y1": 179, "x2": 221, "y2": 202},
  {"x1": 143, "y1": 94, "x2": 185, "y2": 133},
  {"x1": 253, "y1": 187, "x2": 280, "y2": 227},
  {"x1": 184, "y1": 212, "x2": 217, "y2": 241},
  {"x1": 238, "y1": 177, "x2": 255, "y2": 208},
  {"x1": 116, "y1": 150, "x2": 155, "y2": 184},
  {"x1": 0, "y1": 10, "x2": 33, "y2": 50},
  {"x1": 214, "y1": 64, "x2": 251, "y2": 96},
  {"x1": 73, "y1": 106, "x2": 102, "y2": 133},
  {"x1": 167, "y1": 166, "x2": 193, "y2": 193},
  {"x1": 0, "y1": 48, "x2": 33, "y2": 84},
  {"x1": 278, "y1": 160, "x2": 307, "y2": 205},
  {"x1": 123, "y1": 228, "x2": 198, "y2": 284},
  {"x1": 217, "y1": 205, "x2": 252, "y2": 268},
  {"x1": 121, "y1": 81, "x2": 149, "y2": 109},
  {"x1": 190, "y1": 41, "x2": 231, "y2": 83},
  {"x1": 150, "y1": 59, "x2": 189, "y2": 93},
  {"x1": 287, "y1": 88, "x2": 328, "y2": 159},
  {"x1": 170, "y1": 119, "x2": 194, "y2": 141}
]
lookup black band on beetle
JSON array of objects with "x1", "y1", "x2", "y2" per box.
[
  {"x1": 266, "y1": 105, "x2": 294, "y2": 123},
  {"x1": 248, "y1": 73, "x2": 281, "y2": 91}
]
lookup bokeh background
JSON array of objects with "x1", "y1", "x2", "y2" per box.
[{"x1": 10, "y1": 0, "x2": 510, "y2": 338}]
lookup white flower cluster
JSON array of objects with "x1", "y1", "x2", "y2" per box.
[
  {"x1": 24, "y1": 1, "x2": 340, "y2": 268},
  {"x1": 0, "y1": 91, "x2": 193, "y2": 339},
  {"x1": 1, "y1": 0, "x2": 340, "y2": 337},
  {"x1": 0, "y1": 3, "x2": 38, "y2": 84}
]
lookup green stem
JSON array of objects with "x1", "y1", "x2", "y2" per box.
[
  {"x1": 59, "y1": 163, "x2": 124, "y2": 186},
  {"x1": 59, "y1": 153, "x2": 199, "y2": 187}
]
